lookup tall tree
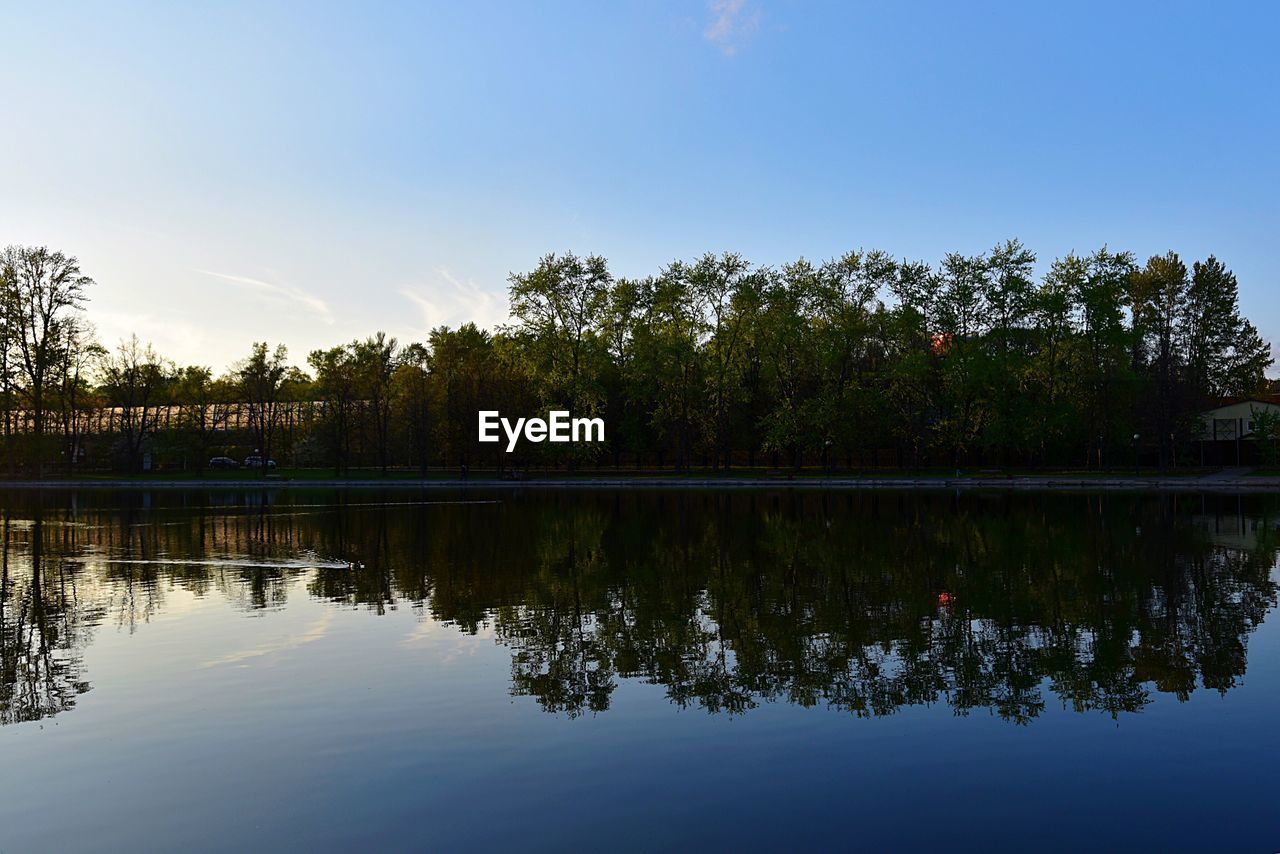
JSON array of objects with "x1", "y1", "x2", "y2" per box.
[
  {"x1": 353, "y1": 332, "x2": 399, "y2": 475},
  {"x1": 235, "y1": 342, "x2": 291, "y2": 476},
  {"x1": 54, "y1": 319, "x2": 102, "y2": 474},
  {"x1": 981, "y1": 240, "x2": 1036, "y2": 463},
  {"x1": 1075, "y1": 248, "x2": 1136, "y2": 466},
  {"x1": 600, "y1": 276, "x2": 650, "y2": 466},
  {"x1": 1130, "y1": 253, "x2": 1188, "y2": 466},
  {"x1": 669, "y1": 252, "x2": 762, "y2": 469},
  {"x1": 760, "y1": 261, "x2": 822, "y2": 467},
  {"x1": 1184, "y1": 256, "x2": 1271, "y2": 399},
  {"x1": 813, "y1": 250, "x2": 895, "y2": 469},
  {"x1": 426, "y1": 324, "x2": 494, "y2": 470},
  {"x1": 392, "y1": 343, "x2": 433, "y2": 476},
  {"x1": 885, "y1": 260, "x2": 940, "y2": 467},
  {"x1": 508, "y1": 252, "x2": 611, "y2": 418},
  {"x1": 308, "y1": 345, "x2": 360, "y2": 475},
  {"x1": 1030, "y1": 253, "x2": 1082, "y2": 462},
  {"x1": 99, "y1": 336, "x2": 172, "y2": 472},
  {"x1": 635, "y1": 273, "x2": 704, "y2": 469},
  {"x1": 0, "y1": 261, "x2": 15, "y2": 476},
  {"x1": 0, "y1": 246, "x2": 93, "y2": 472},
  {"x1": 934, "y1": 252, "x2": 989, "y2": 466},
  {"x1": 174, "y1": 365, "x2": 235, "y2": 475}
]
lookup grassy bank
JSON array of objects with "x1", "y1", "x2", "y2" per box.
[
  {"x1": 0, "y1": 466, "x2": 1275, "y2": 491},
  {"x1": 5, "y1": 464, "x2": 1224, "y2": 482}
]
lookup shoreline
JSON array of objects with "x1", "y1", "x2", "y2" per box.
[{"x1": 1, "y1": 476, "x2": 1279, "y2": 492}]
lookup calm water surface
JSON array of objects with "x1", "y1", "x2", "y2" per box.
[{"x1": 1, "y1": 489, "x2": 1278, "y2": 852}]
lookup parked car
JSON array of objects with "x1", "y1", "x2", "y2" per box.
[
  {"x1": 243, "y1": 455, "x2": 277, "y2": 469},
  {"x1": 208, "y1": 456, "x2": 239, "y2": 469}
]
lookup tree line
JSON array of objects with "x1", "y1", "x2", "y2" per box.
[{"x1": 0, "y1": 240, "x2": 1272, "y2": 475}]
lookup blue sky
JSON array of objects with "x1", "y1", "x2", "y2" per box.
[{"x1": 2, "y1": 1, "x2": 1277, "y2": 370}]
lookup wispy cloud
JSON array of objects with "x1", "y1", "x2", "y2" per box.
[
  {"x1": 704, "y1": 0, "x2": 760, "y2": 56},
  {"x1": 400, "y1": 267, "x2": 508, "y2": 334},
  {"x1": 200, "y1": 610, "x2": 334, "y2": 668},
  {"x1": 93, "y1": 308, "x2": 210, "y2": 363},
  {"x1": 195, "y1": 269, "x2": 333, "y2": 324},
  {"x1": 401, "y1": 617, "x2": 492, "y2": 663}
]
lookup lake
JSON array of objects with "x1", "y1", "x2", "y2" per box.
[{"x1": 1, "y1": 488, "x2": 1277, "y2": 851}]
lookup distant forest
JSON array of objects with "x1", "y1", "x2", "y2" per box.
[{"x1": 0, "y1": 240, "x2": 1272, "y2": 475}]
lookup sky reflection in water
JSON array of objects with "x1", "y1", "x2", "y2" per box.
[{"x1": 1, "y1": 489, "x2": 1278, "y2": 851}]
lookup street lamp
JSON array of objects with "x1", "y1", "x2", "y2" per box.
[{"x1": 1132, "y1": 433, "x2": 1140, "y2": 476}]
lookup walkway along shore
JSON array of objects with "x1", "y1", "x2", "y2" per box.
[{"x1": 3, "y1": 475, "x2": 1280, "y2": 492}]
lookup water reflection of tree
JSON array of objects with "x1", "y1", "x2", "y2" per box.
[
  {"x1": 0, "y1": 512, "x2": 96, "y2": 725},
  {"x1": 0, "y1": 493, "x2": 315, "y2": 725},
  {"x1": 1, "y1": 490, "x2": 1278, "y2": 725},
  {"x1": 412, "y1": 492, "x2": 1279, "y2": 721}
]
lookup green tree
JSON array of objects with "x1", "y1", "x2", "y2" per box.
[
  {"x1": 1029, "y1": 253, "x2": 1082, "y2": 462},
  {"x1": 0, "y1": 246, "x2": 93, "y2": 473},
  {"x1": 1130, "y1": 252, "x2": 1188, "y2": 466},
  {"x1": 174, "y1": 365, "x2": 235, "y2": 475},
  {"x1": 426, "y1": 323, "x2": 495, "y2": 470},
  {"x1": 1184, "y1": 257, "x2": 1271, "y2": 399},
  {"x1": 759, "y1": 260, "x2": 822, "y2": 467},
  {"x1": 98, "y1": 335, "x2": 173, "y2": 472},
  {"x1": 1250, "y1": 406, "x2": 1280, "y2": 470},
  {"x1": 599, "y1": 276, "x2": 650, "y2": 466},
  {"x1": 1075, "y1": 248, "x2": 1136, "y2": 467},
  {"x1": 353, "y1": 332, "x2": 399, "y2": 474},
  {"x1": 308, "y1": 344, "x2": 360, "y2": 475},
  {"x1": 886, "y1": 260, "x2": 940, "y2": 467},
  {"x1": 633, "y1": 273, "x2": 704, "y2": 469},
  {"x1": 508, "y1": 252, "x2": 610, "y2": 418},
  {"x1": 669, "y1": 252, "x2": 763, "y2": 469},
  {"x1": 392, "y1": 343, "x2": 433, "y2": 476},
  {"x1": 53, "y1": 318, "x2": 102, "y2": 474},
  {"x1": 981, "y1": 239, "x2": 1036, "y2": 464},
  {"x1": 805, "y1": 251, "x2": 895, "y2": 470},
  {"x1": 934, "y1": 252, "x2": 989, "y2": 467},
  {"x1": 235, "y1": 342, "x2": 292, "y2": 476}
]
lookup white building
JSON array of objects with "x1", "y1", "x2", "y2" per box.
[{"x1": 1197, "y1": 397, "x2": 1280, "y2": 464}]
